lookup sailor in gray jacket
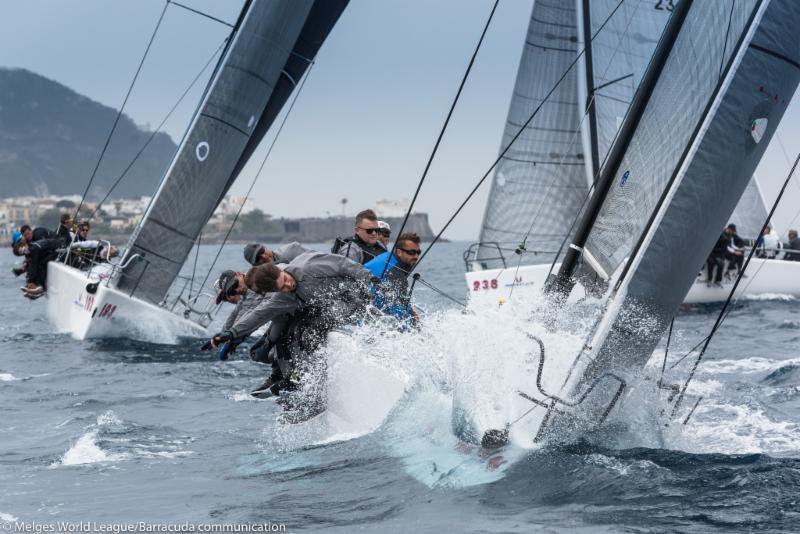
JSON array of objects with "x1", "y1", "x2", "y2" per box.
[
  {"x1": 243, "y1": 241, "x2": 310, "y2": 267},
  {"x1": 212, "y1": 251, "x2": 372, "y2": 345}
]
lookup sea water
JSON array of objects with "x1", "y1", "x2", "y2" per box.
[{"x1": 1, "y1": 243, "x2": 799, "y2": 532}]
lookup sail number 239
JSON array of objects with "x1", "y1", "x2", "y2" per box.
[{"x1": 473, "y1": 279, "x2": 498, "y2": 291}]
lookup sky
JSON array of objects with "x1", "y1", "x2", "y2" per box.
[{"x1": 2, "y1": 0, "x2": 800, "y2": 240}]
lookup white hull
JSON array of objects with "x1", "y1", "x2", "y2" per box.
[
  {"x1": 45, "y1": 261, "x2": 208, "y2": 343},
  {"x1": 465, "y1": 258, "x2": 800, "y2": 305}
]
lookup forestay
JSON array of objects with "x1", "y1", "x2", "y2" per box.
[{"x1": 117, "y1": 0, "x2": 348, "y2": 304}]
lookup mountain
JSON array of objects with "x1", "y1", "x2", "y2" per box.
[{"x1": 0, "y1": 68, "x2": 176, "y2": 199}]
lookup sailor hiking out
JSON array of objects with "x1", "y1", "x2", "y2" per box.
[{"x1": 209, "y1": 251, "x2": 373, "y2": 420}]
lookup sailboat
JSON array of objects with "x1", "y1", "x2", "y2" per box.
[
  {"x1": 465, "y1": 0, "x2": 800, "y2": 305},
  {"x1": 458, "y1": 0, "x2": 800, "y2": 447},
  {"x1": 45, "y1": 0, "x2": 349, "y2": 342}
]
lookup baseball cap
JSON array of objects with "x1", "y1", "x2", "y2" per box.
[{"x1": 214, "y1": 270, "x2": 239, "y2": 304}]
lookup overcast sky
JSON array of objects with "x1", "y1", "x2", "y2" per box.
[{"x1": 2, "y1": 0, "x2": 799, "y2": 240}]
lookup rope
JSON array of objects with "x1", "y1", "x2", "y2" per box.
[
  {"x1": 194, "y1": 61, "x2": 315, "y2": 299},
  {"x1": 75, "y1": 1, "x2": 169, "y2": 219},
  {"x1": 671, "y1": 151, "x2": 800, "y2": 417},
  {"x1": 383, "y1": 0, "x2": 499, "y2": 278},
  {"x1": 89, "y1": 38, "x2": 227, "y2": 220},
  {"x1": 413, "y1": 0, "x2": 627, "y2": 273},
  {"x1": 415, "y1": 276, "x2": 468, "y2": 309},
  {"x1": 168, "y1": 0, "x2": 235, "y2": 28}
]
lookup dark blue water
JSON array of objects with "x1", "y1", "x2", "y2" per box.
[{"x1": 1, "y1": 243, "x2": 799, "y2": 532}]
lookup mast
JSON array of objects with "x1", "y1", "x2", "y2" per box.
[
  {"x1": 580, "y1": 0, "x2": 600, "y2": 180},
  {"x1": 546, "y1": 0, "x2": 692, "y2": 299}
]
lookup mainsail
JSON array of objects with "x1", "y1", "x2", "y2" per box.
[
  {"x1": 567, "y1": 0, "x2": 800, "y2": 395},
  {"x1": 475, "y1": 0, "x2": 669, "y2": 269},
  {"x1": 117, "y1": 0, "x2": 348, "y2": 304}
]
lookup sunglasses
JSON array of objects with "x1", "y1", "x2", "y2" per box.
[
  {"x1": 379, "y1": 230, "x2": 391, "y2": 237},
  {"x1": 358, "y1": 227, "x2": 380, "y2": 235},
  {"x1": 398, "y1": 248, "x2": 421, "y2": 256},
  {"x1": 224, "y1": 279, "x2": 240, "y2": 298}
]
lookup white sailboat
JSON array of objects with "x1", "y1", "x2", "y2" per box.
[
  {"x1": 45, "y1": 0, "x2": 349, "y2": 342},
  {"x1": 457, "y1": 0, "x2": 800, "y2": 447},
  {"x1": 465, "y1": 0, "x2": 800, "y2": 306}
]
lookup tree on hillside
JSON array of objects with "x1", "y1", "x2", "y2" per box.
[{"x1": 37, "y1": 208, "x2": 62, "y2": 229}]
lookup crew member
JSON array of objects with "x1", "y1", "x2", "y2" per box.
[
  {"x1": 785, "y1": 229, "x2": 800, "y2": 261},
  {"x1": 377, "y1": 221, "x2": 391, "y2": 249},
  {"x1": 364, "y1": 232, "x2": 421, "y2": 322},
  {"x1": 706, "y1": 231, "x2": 726, "y2": 287},
  {"x1": 243, "y1": 242, "x2": 310, "y2": 266},
  {"x1": 332, "y1": 209, "x2": 386, "y2": 264},
  {"x1": 756, "y1": 224, "x2": 781, "y2": 259},
  {"x1": 724, "y1": 223, "x2": 746, "y2": 274},
  {"x1": 212, "y1": 251, "x2": 371, "y2": 402}
]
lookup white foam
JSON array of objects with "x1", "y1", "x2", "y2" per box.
[
  {"x1": 230, "y1": 391, "x2": 259, "y2": 402},
  {"x1": 667, "y1": 403, "x2": 800, "y2": 456},
  {"x1": 702, "y1": 356, "x2": 800, "y2": 374},
  {"x1": 585, "y1": 453, "x2": 661, "y2": 476},
  {"x1": 0, "y1": 512, "x2": 19, "y2": 522},
  {"x1": 58, "y1": 432, "x2": 122, "y2": 466},
  {"x1": 96, "y1": 410, "x2": 122, "y2": 426},
  {"x1": 0, "y1": 373, "x2": 17, "y2": 382},
  {"x1": 741, "y1": 292, "x2": 796, "y2": 301}
]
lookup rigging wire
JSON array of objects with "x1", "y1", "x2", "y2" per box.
[
  {"x1": 718, "y1": 0, "x2": 737, "y2": 80},
  {"x1": 415, "y1": 276, "x2": 468, "y2": 309},
  {"x1": 412, "y1": 0, "x2": 627, "y2": 273},
  {"x1": 168, "y1": 0, "x2": 235, "y2": 28},
  {"x1": 382, "y1": 0, "x2": 499, "y2": 279},
  {"x1": 193, "y1": 61, "x2": 316, "y2": 301},
  {"x1": 75, "y1": 1, "x2": 170, "y2": 220},
  {"x1": 670, "y1": 151, "x2": 800, "y2": 417},
  {"x1": 89, "y1": 38, "x2": 228, "y2": 220}
]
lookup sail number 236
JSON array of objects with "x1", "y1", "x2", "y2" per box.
[{"x1": 473, "y1": 279, "x2": 498, "y2": 291}]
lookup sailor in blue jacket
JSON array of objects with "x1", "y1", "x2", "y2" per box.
[{"x1": 364, "y1": 232, "x2": 421, "y2": 323}]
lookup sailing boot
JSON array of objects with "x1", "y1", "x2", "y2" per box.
[{"x1": 250, "y1": 369, "x2": 285, "y2": 399}]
